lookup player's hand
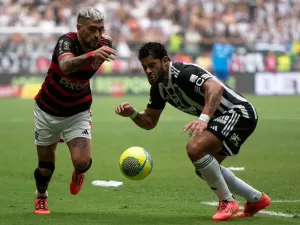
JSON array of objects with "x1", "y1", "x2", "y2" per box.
[
  {"x1": 102, "y1": 32, "x2": 112, "y2": 43},
  {"x1": 93, "y1": 46, "x2": 116, "y2": 62},
  {"x1": 115, "y1": 102, "x2": 135, "y2": 117},
  {"x1": 183, "y1": 120, "x2": 208, "y2": 137}
]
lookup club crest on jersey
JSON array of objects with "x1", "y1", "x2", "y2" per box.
[{"x1": 92, "y1": 59, "x2": 103, "y2": 69}]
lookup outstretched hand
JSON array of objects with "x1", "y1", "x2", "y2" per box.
[{"x1": 183, "y1": 120, "x2": 208, "y2": 137}]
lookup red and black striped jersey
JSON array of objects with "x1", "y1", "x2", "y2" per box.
[{"x1": 35, "y1": 32, "x2": 111, "y2": 117}]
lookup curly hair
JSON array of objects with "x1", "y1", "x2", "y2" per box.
[{"x1": 138, "y1": 42, "x2": 170, "y2": 61}]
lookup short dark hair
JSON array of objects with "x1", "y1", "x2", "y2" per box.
[{"x1": 138, "y1": 42, "x2": 170, "y2": 61}]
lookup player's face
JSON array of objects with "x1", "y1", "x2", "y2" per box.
[
  {"x1": 77, "y1": 20, "x2": 105, "y2": 50},
  {"x1": 140, "y1": 56, "x2": 168, "y2": 85}
]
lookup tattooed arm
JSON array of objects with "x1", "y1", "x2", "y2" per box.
[
  {"x1": 59, "y1": 54, "x2": 91, "y2": 74},
  {"x1": 201, "y1": 79, "x2": 224, "y2": 118},
  {"x1": 59, "y1": 48, "x2": 116, "y2": 75}
]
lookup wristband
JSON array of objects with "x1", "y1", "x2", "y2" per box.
[
  {"x1": 130, "y1": 109, "x2": 138, "y2": 119},
  {"x1": 87, "y1": 52, "x2": 94, "y2": 59},
  {"x1": 199, "y1": 114, "x2": 210, "y2": 123}
]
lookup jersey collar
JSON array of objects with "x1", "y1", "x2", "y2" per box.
[{"x1": 164, "y1": 61, "x2": 173, "y2": 89}]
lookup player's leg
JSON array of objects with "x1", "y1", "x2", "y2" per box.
[
  {"x1": 63, "y1": 110, "x2": 92, "y2": 195},
  {"x1": 186, "y1": 131, "x2": 239, "y2": 221},
  {"x1": 206, "y1": 110, "x2": 270, "y2": 218},
  {"x1": 196, "y1": 153, "x2": 270, "y2": 217},
  {"x1": 34, "y1": 103, "x2": 61, "y2": 214},
  {"x1": 220, "y1": 165, "x2": 271, "y2": 218},
  {"x1": 196, "y1": 153, "x2": 263, "y2": 202},
  {"x1": 67, "y1": 137, "x2": 92, "y2": 195},
  {"x1": 34, "y1": 144, "x2": 57, "y2": 214}
]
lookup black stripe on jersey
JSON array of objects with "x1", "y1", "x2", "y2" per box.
[
  {"x1": 51, "y1": 72, "x2": 89, "y2": 94},
  {"x1": 37, "y1": 95, "x2": 92, "y2": 117},
  {"x1": 44, "y1": 81, "x2": 91, "y2": 103},
  {"x1": 170, "y1": 65, "x2": 180, "y2": 78}
]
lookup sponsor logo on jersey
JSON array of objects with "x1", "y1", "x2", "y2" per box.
[
  {"x1": 194, "y1": 86, "x2": 202, "y2": 94},
  {"x1": 195, "y1": 73, "x2": 211, "y2": 87},
  {"x1": 189, "y1": 74, "x2": 198, "y2": 83},
  {"x1": 60, "y1": 78, "x2": 89, "y2": 91}
]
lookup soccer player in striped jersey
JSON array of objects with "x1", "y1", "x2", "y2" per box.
[
  {"x1": 115, "y1": 42, "x2": 271, "y2": 221},
  {"x1": 33, "y1": 7, "x2": 116, "y2": 214}
]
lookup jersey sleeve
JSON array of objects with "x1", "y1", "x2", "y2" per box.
[
  {"x1": 147, "y1": 85, "x2": 166, "y2": 110},
  {"x1": 177, "y1": 64, "x2": 213, "y2": 90},
  {"x1": 55, "y1": 36, "x2": 75, "y2": 61}
]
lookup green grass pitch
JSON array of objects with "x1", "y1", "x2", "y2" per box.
[{"x1": 0, "y1": 96, "x2": 300, "y2": 225}]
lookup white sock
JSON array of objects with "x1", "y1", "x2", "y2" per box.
[
  {"x1": 193, "y1": 155, "x2": 233, "y2": 202},
  {"x1": 36, "y1": 190, "x2": 48, "y2": 198},
  {"x1": 220, "y1": 166, "x2": 262, "y2": 203}
]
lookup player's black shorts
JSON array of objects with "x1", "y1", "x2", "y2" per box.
[{"x1": 207, "y1": 108, "x2": 257, "y2": 156}]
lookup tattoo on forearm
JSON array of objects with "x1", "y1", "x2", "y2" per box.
[
  {"x1": 208, "y1": 92, "x2": 220, "y2": 115},
  {"x1": 69, "y1": 137, "x2": 89, "y2": 150},
  {"x1": 61, "y1": 55, "x2": 89, "y2": 73}
]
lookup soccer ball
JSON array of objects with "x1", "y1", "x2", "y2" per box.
[{"x1": 119, "y1": 146, "x2": 153, "y2": 180}]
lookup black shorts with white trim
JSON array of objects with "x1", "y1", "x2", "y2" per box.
[{"x1": 207, "y1": 107, "x2": 257, "y2": 156}]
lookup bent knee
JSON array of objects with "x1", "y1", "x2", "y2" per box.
[
  {"x1": 72, "y1": 157, "x2": 91, "y2": 169},
  {"x1": 186, "y1": 141, "x2": 206, "y2": 160}
]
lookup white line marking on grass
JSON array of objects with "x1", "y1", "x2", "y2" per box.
[
  {"x1": 200, "y1": 201, "x2": 295, "y2": 218},
  {"x1": 272, "y1": 200, "x2": 300, "y2": 203},
  {"x1": 228, "y1": 167, "x2": 245, "y2": 171}
]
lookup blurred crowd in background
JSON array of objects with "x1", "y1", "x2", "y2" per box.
[{"x1": 1, "y1": 0, "x2": 300, "y2": 74}]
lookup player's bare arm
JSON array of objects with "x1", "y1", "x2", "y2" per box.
[
  {"x1": 131, "y1": 108, "x2": 162, "y2": 130},
  {"x1": 184, "y1": 79, "x2": 224, "y2": 137},
  {"x1": 59, "y1": 46, "x2": 116, "y2": 74},
  {"x1": 201, "y1": 79, "x2": 224, "y2": 118},
  {"x1": 59, "y1": 54, "x2": 91, "y2": 74},
  {"x1": 115, "y1": 102, "x2": 162, "y2": 130}
]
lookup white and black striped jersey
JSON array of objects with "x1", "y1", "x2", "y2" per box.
[{"x1": 147, "y1": 62, "x2": 257, "y2": 120}]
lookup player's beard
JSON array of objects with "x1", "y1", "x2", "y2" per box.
[
  {"x1": 156, "y1": 66, "x2": 165, "y2": 84},
  {"x1": 90, "y1": 39, "x2": 100, "y2": 50},
  {"x1": 149, "y1": 67, "x2": 164, "y2": 85},
  {"x1": 82, "y1": 38, "x2": 99, "y2": 50}
]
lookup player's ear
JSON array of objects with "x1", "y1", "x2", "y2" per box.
[
  {"x1": 76, "y1": 24, "x2": 82, "y2": 32},
  {"x1": 163, "y1": 56, "x2": 169, "y2": 66}
]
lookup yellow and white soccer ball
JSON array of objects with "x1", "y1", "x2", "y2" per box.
[{"x1": 119, "y1": 146, "x2": 153, "y2": 180}]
